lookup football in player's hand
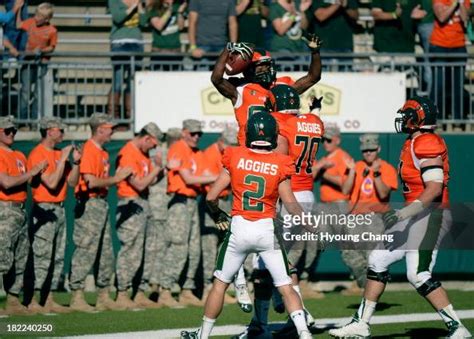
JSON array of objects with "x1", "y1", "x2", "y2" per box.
[{"x1": 225, "y1": 52, "x2": 252, "y2": 75}]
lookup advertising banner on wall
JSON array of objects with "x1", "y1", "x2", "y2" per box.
[{"x1": 135, "y1": 71, "x2": 406, "y2": 133}]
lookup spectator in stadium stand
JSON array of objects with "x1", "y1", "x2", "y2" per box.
[
  {"x1": 417, "y1": 0, "x2": 435, "y2": 95},
  {"x1": 268, "y1": 0, "x2": 312, "y2": 53},
  {"x1": 108, "y1": 0, "x2": 147, "y2": 125},
  {"x1": 2, "y1": 0, "x2": 26, "y2": 58},
  {"x1": 370, "y1": 0, "x2": 427, "y2": 70},
  {"x1": 146, "y1": 0, "x2": 187, "y2": 71},
  {"x1": 188, "y1": 0, "x2": 237, "y2": 60},
  {"x1": 200, "y1": 128, "x2": 238, "y2": 304},
  {"x1": 235, "y1": 0, "x2": 269, "y2": 47},
  {"x1": 312, "y1": 124, "x2": 364, "y2": 297},
  {"x1": 159, "y1": 119, "x2": 218, "y2": 307},
  {"x1": 310, "y1": 0, "x2": 359, "y2": 71},
  {"x1": 16, "y1": 2, "x2": 57, "y2": 127},
  {"x1": 430, "y1": 0, "x2": 469, "y2": 123},
  {"x1": 339, "y1": 134, "x2": 398, "y2": 296}
]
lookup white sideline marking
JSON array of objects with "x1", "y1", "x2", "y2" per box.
[{"x1": 67, "y1": 310, "x2": 474, "y2": 339}]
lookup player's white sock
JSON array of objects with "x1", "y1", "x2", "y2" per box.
[
  {"x1": 252, "y1": 298, "x2": 270, "y2": 326},
  {"x1": 290, "y1": 309, "x2": 309, "y2": 335},
  {"x1": 199, "y1": 316, "x2": 216, "y2": 339},
  {"x1": 234, "y1": 266, "x2": 246, "y2": 286},
  {"x1": 356, "y1": 298, "x2": 377, "y2": 323},
  {"x1": 439, "y1": 304, "x2": 462, "y2": 324}
]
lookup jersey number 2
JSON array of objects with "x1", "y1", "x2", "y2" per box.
[
  {"x1": 243, "y1": 174, "x2": 265, "y2": 211},
  {"x1": 295, "y1": 135, "x2": 320, "y2": 174}
]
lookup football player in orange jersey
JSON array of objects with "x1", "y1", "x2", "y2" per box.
[
  {"x1": 181, "y1": 113, "x2": 312, "y2": 339},
  {"x1": 211, "y1": 34, "x2": 322, "y2": 147},
  {"x1": 329, "y1": 97, "x2": 472, "y2": 339}
]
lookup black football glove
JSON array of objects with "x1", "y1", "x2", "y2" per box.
[
  {"x1": 309, "y1": 96, "x2": 323, "y2": 112},
  {"x1": 382, "y1": 209, "x2": 400, "y2": 230},
  {"x1": 301, "y1": 33, "x2": 322, "y2": 53},
  {"x1": 226, "y1": 42, "x2": 254, "y2": 61},
  {"x1": 207, "y1": 200, "x2": 231, "y2": 231}
]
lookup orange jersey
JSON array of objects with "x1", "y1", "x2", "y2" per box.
[
  {"x1": 167, "y1": 139, "x2": 200, "y2": 197},
  {"x1": 275, "y1": 113, "x2": 324, "y2": 192},
  {"x1": 350, "y1": 160, "x2": 398, "y2": 214},
  {"x1": 0, "y1": 147, "x2": 27, "y2": 202},
  {"x1": 203, "y1": 143, "x2": 229, "y2": 197},
  {"x1": 222, "y1": 146, "x2": 295, "y2": 221},
  {"x1": 234, "y1": 83, "x2": 274, "y2": 146},
  {"x1": 75, "y1": 139, "x2": 110, "y2": 198},
  {"x1": 431, "y1": 0, "x2": 469, "y2": 48},
  {"x1": 28, "y1": 144, "x2": 70, "y2": 203},
  {"x1": 399, "y1": 133, "x2": 450, "y2": 204},
  {"x1": 319, "y1": 148, "x2": 352, "y2": 202},
  {"x1": 116, "y1": 141, "x2": 153, "y2": 198}
]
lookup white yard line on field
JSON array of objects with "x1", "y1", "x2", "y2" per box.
[{"x1": 67, "y1": 309, "x2": 474, "y2": 339}]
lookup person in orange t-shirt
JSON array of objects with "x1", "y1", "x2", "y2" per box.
[
  {"x1": 0, "y1": 116, "x2": 47, "y2": 315},
  {"x1": 160, "y1": 119, "x2": 218, "y2": 307},
  {"x1": 69, "y1": 113, "x2": 132, "y2": 313},
  {"x1": 17, "y1": 2, "x2": 57, "y2": 122},
  {"x1": 26, "y1": 117, "x2": 81, "y2": 313},
  {"x1": 429, "y1": 0, "x2": 469, "y2": 120},
  {"x1": 114, "y1": 122, "x2": 165, "y2": 309},
  {"x1": 201, "y1": 128, "x2": 238, "y2": 301},
  {"x1": 340, "y1": 134, "x2": 398, "y2": 296}
]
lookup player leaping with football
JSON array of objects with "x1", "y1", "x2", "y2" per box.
[
  {"x1": 329, "y1": 96, "x2": 472, "y2": 339},
  {"x1": 181, "y1": 112, "x2": 313, "y2": 339},
  {"x1": 210, "y1": 33, "x2": 322, "y2": 146}
]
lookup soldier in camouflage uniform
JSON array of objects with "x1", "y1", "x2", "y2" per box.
[
  {"x1": 69, "y1": 114, "x2": 132, "y2": 312},
  {"x1": 200, "y1": 128, "x2": 237, "y2": 303},
  {"x1": 140, "y1": 128, "x2": 181, "y2": 296},
  {"x1": 26, "y1": 117, "x2": 81, "y2": 314},
  {"x1": 0, "y1": 116, "x2": 47, "y2": 315},
  {"x1": 114, "y1": 123, "x2": 164, "y2": 309},
  {"x1": 159, "y1": 120, "x2": 217, "y2": 307}
]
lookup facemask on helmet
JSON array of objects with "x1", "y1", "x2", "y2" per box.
[{"x1": 243, "y1": 49, "x2": 277, "y2": 89}]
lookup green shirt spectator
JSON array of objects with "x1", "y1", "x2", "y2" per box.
[
  {"x1": 109, "y1": 0, "x2": 147, "y2": 42},
  {"x1": 269, "y1": 0, "x2": 312, "y2": 52},
  {"x1": 371, "y1": 0, "x2": 425, "y2": 53},
  {"x1": 311, "y1": 0, "x2": 359, "y2": 52},
  {"x1": 147, "y1": 0, "x2": 186, "y2": 51},
  {"x1": 236, "y1": 0, "x2": 268, "y2": 47}
]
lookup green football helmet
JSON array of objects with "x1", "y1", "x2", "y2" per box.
[
  {"x1": 245, "y1": 111, "x2": 278, "y2": 149},
  {"x1": 271, "y1": 84, "x2": 300, "y2": 114}
]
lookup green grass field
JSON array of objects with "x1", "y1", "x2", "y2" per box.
[{"x1": 0, "y1": 290, "x2": 473, "y2": 338}]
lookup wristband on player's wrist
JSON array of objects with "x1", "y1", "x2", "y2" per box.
[
  {"x1": 391, "y1": 11, "x2": 398, "y2": 19},
  {"x1": 189, "y1": 44, "x2": 197, "y2": 52}
]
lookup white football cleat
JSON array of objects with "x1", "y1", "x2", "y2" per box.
[
  {"x1": 299, "y1": 330, "x2": 313, "y2": 339},
  {"x1": 328, "y1": 316, "x2": 371, "y2": 338},
  {"x1": 235, "y1": 284, "x2": 253, "y2": 313},
  {"x1": 446, "y1": 321, "x2": 472, "y2": 338}
]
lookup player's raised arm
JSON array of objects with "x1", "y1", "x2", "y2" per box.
[{"x1": 293, "y1": 33, "x2": 322, "y2": 95}]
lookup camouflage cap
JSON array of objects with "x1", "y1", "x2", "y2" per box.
[
  {"x1": 0, "y1": 116, "x2": 15, "y2": 129},
  {"x1": 221, "y1": 127, "x2": 237, "y2": 145},
  {"x1": 182, "y1": 119, "x2": 202, "y2": 133},
  {"x1": 166, "y1": 127, "x2": 182, "y2": 140},
  {"x1": 39, "y1": 116, "x2": 67, "y2": 130},
  {"x1": 324, "y1": 124, "x2": 341, "y2": 139},
  {"x1": 360, "y1": 133, "x2": 380, "y2": 151},
  {"x1": 142, "y1": 122, "x2": 163, "y2": 141},
  {"x1": 89, "y1": 113, "x2": 116, "y2": 128}
]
